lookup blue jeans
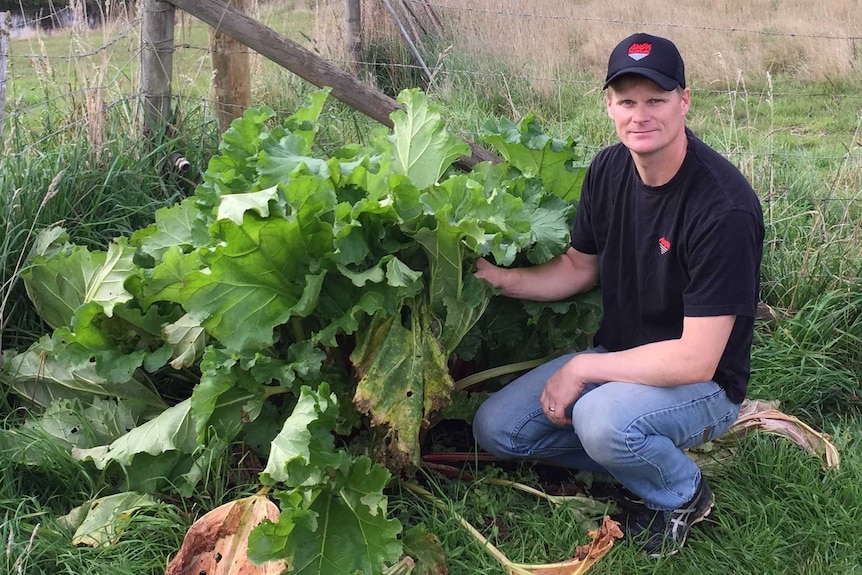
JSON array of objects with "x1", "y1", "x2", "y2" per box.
[{"x1": 472, "y1": 348, "x2": 741, "y2": 510}]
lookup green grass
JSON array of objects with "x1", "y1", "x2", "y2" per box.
[
  {"x1": 391, "y1": 422, "x2": 862, "y2": 575},
  {"x1": 1, "y1": 7, "x2": 862, "y2": 575},
  {"x1": 0, "y1": 423, "x2": 188, "y2": 575}
]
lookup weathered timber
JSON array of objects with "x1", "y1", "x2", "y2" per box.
[
  {"x1": 165, "y1": 0, "x2": 499, "y2": 167},
  {"x1": 141, "y1": 0, "x2": 175, "y2": 137},
  {"x1": 210, "y1": 0, "x2": 252, "y2": 131}
]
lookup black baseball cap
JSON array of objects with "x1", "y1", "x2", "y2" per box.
[{"x1": 603, "y1": 33, "x2": 686, "y2": 91}]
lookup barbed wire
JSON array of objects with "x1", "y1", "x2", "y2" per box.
[
  {"x1": 2, "y1": 5, "x2": 860, "y2": 202},
  {"x1": 5, "y1": 86, "x2": 858, "y2": 162},
  {"x1": 414, "y1": 0, "x2": 862, "y2": 42},
  {"x1": 9, "y1": 46, "x2": 861, "y2": 104}
]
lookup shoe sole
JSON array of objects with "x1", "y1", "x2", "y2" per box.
[{"x1": 648, "y1": 495, "x2": 715, "y2": 558}]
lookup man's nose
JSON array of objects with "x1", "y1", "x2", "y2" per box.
[{"x1": 632, "y1": 104, "x2": 650, "y2": 123}]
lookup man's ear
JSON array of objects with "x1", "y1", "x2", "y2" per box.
[{"x1": 681, "y1": 88, "x2": 692, "y2": 115}]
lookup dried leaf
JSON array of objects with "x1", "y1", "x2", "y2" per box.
[
  {"x1": 166, "y1": 493, "x2": 287, "y2": 575},
  {"x1": 507, "y1": 516, "x2": 623, "y2": 575},
  {"x1": 401, "y1": 483, "x2": 621, "y2": 575},
  {"x1": 730, "y1": 399, "x2": 840, "y2": 470}
]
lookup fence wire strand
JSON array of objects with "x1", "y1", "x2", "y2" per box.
[{"x1": 2, "y1": 3, "x2": 861, "y2": 207}]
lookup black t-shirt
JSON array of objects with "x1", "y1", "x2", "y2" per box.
[{"x1": 570, "y1": 129, "x2": 764, "y2": 403}]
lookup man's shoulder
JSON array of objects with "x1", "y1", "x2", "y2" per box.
[{"x1": 685, "y1": 132, "x2": 761, "y2": 211}]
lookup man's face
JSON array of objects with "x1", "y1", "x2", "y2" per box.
[{"x1": 605, "y1": 78, "x2": 690, "y2": 157}]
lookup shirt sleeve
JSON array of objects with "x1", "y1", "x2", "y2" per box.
[
  {"x1": 570, "y1": 166, "x2": 599, "y2": 255},
  {"x1": 683, "y1": 208, "x2": 763, "y2": 318}
]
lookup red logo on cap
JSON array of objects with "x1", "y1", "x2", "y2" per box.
[{"x1": 628, "y1": 42, "x2": 652, "y2": 61}]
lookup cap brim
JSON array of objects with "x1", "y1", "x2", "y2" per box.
[{"x1": 603, "y1": 68, "x2": 680, "y2": 91}]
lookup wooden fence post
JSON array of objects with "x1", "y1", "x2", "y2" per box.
[
  {"x1": 0, "y1": 12, "x2": 9, "y2": 139},
  {"x1": 141, "y1": 0, "x2": 175, "y2": 138},
  {"x1": 345, "y1": 0, "x2": 362, "y2": 75},
  {"x1": 211, "y1": 0, "x2": 252, "y2": 132}
]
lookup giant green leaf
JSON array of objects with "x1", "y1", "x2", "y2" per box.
[
  {"x1": 73, "y1": 398, "x2": 197, "y2": 468},
  {"x1": 181, "y1": 179, "x2": 335, "y2": 352},
  {"x1": 23, "y1": 233, "x2": 137, "y2": 329},
  {"x1": 249, "y1": 457, "x2": 402, "y2": 575},
  {"x1": 390, "y1": 89, "x2": 470, "y2": 189}
]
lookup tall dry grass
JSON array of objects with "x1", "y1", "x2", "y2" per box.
[{"x1": 347, "y1": 0, "x2": 861, "y2": 88}]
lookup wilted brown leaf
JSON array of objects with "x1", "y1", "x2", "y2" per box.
[
  {"x1": 166, "y1": 493, "x2": 286, "y2": 575},
  {"x1": 507, "y1": 516, "x2": 623, "y2": 575},
  {"x1": 731, "y1": 399, "x2": 840, "y2": 470}
]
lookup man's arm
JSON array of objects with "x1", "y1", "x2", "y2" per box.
[
  {"x1": 540, "y1": 315, "x2": 736, "y2": 424},
  {"x1": 474, "y1": 247, "x2": 599, "y2": 301}
]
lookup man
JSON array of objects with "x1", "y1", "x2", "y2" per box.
[{"x1": 472, "y1": 32, "x2": 764, "y2": 556}]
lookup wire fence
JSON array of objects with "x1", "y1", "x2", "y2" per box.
[{"x1": 1, "y1": 1, "x2": 860, "y2": 202}]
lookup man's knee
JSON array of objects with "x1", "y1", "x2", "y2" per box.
[{"x1": 571, "y1": 394, "x2": 630, "y2": 466}]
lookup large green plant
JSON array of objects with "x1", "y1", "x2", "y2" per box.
[{"x1": 1, "y1": 89, "x2": 599, "y2": 573}]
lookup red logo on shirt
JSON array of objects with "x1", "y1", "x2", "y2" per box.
[
  {"x1": 628, "y1": 42, "x2": 652, "y2": 61},
  {"x1": 658, "y1": 237, "x2": 671, "y2": 254}
]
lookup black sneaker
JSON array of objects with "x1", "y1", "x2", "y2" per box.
[{"x1": 614, "y1": 478, "x2": 714, "y2": 557}]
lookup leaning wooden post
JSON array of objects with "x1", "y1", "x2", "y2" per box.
[
  {"x1": 141, "y1": 0, "x2": 175, "y2": 139},
  {"x1": 0, "y1": 12, "x2": 10, "y2": 139},
  {"x1": 211, "y1": 0, "x2": 251, "y2": 132},
  {"x1": 163, "y1": 0, "x2": 500, "y2": 167},
  {"x1": 345, "y1": 0, "x2": 362, "y2": 75}
]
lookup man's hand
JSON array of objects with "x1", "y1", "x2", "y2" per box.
[
  {"x1": 474, "y1": 257, "x2": 507, "y2": 289},
  {"x1": 540, "y1": 359, "x2": 587, "y2": 426}
]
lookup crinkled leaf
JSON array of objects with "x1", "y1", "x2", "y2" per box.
[
  {"x1": 72, "y1": 399, "x2": 197, "y2": 468},
  {"x1": 196, "y1": 107, "x2": 278, "y2": 209},
  {"x1": 189, "y1": 345, "x2": 309, "y2": 439},
  {"x1": 24, "y1": 397, "x2": 139, "y2": 448},
  {"x1": 131, "y1": 198, "x2": 206, "y2": 260},
  {"x1": 59, "y1": 492, "x2": 159, "y2": 547},
  {"x1": 481, "y1": 114, "x2": 587, "y2": 203},
  {"x1": 390, "y1": 89, "x2": 470, "y2": 189},
  {"x1": 260, "y1": 383, "x2": 349, "y2": 487},
  {"x1": 138, "y1": 246, "x2": 202, "y2": 307},
  {"x1": 313, "y1": 275, "x2": 420, "y2": 347},
  {"x1": 258, "y1": 134, "x2": 331, "y2": 184},
  {"x1": 182, "y1": 180, "x2": 335, "y2": 352},
  {"x1": 283, "y1": 88, "x2": 330, "y2": 151},
  {"x1": 351, "y1": 304, "x2": 453, "y2": 468}
]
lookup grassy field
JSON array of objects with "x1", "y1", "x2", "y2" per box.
[{"x1": 1, "y1": 1, "x2": 861, "y2": 574}]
